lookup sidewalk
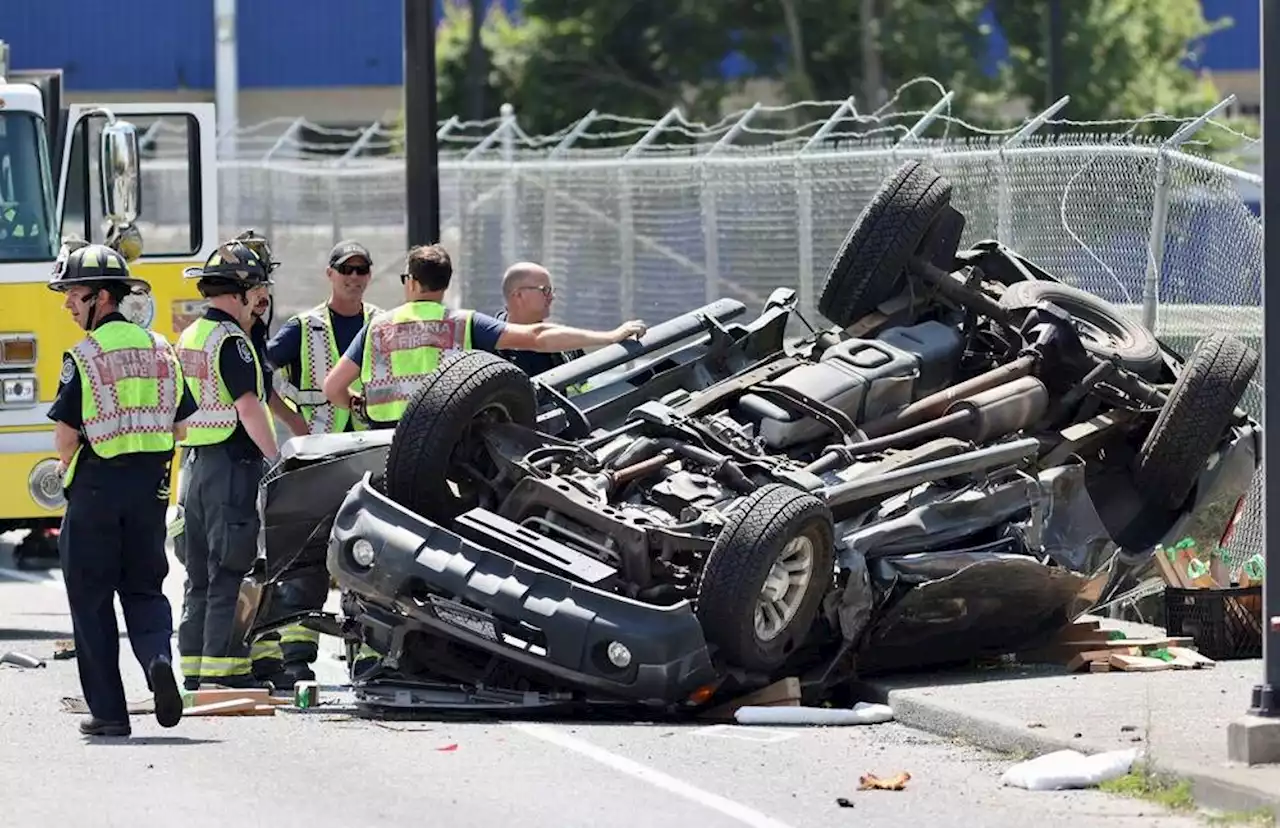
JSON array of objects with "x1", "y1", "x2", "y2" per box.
[{"x1": 861, "y1": 615, "x2": 1280, "y2": 818}]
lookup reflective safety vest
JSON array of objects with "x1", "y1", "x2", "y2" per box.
[
  {"x1": 63, "y1": 321, "x2": 183, "y2": 488},
  {"x1": 175, "y1": 317, "x2": 271, "y2": 446},
  {"x1": 278, "y1": 302, "x2": 380, "y2": 434},
  {"x1": 358, "y1": 301, "x2": 473, "y2": 423}
]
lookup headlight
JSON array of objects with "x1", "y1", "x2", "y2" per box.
[
  {"x1": 28, "y1": 459, "x2": 65, "y2": 511},
  {"x1": 351, "y1": 539, "x2": 376, "y2": 568},
  {"x1": 606, "y1": 641, "x2": 632, "y2": 668},
  {"x1": 1, "y1": 375, "x2": 37, "y2": 406}
]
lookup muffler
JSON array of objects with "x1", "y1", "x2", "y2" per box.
[{"x1": 943, "y1": 375, "x2": 1048, "y2": 443}]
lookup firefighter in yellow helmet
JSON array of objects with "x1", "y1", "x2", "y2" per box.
[
  {"x1": 174, "y1": 240, "x2": 279, "y2": 691},
  {"x1": 47, "y1": 241, "x2": 193, "y2": 737}
]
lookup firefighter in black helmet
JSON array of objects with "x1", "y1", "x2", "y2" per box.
[
  {"x1": 47, "y1": 241, "x2": 196, "y2": 736},
  {"x1": 173, "y1": 240, "x2": 280, "y2": 691}
]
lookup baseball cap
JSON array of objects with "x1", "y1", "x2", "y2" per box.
[{"x1": 329, "y1": 240, "x2": 372, "y2": 267}]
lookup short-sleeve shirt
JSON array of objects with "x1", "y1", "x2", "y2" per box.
[
  {"x1": 491, "y1": 309, "x2": 584, "y2": 378},
  {"x1": 48, "y1": 312, "x2": 198, "y2": 487},
  {"x1": 342, "y1": 305, "x2": 507, "y2": 366},
  {"x1": 266, "y1": 306, "x2": 371, "y2": 432},
  {"x1": 198, "y1": 308, "x2": 267, "y2": 458}
]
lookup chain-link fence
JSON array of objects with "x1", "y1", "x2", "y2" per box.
[{"x1": 137, "y1": 91, "x2": 1265, "y2": 564}]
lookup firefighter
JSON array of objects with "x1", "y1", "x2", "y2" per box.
[
  {"x1": 264, "y1": 239, "x2": 382, "y2": 687},
  {"x1": 322, "y1": 243, "x2": 647, "y2": 428},
  {"x1": 47, "y1": 242, "x2": 194, "y2": 736},
  {"x1": 175, "y1": 240, "x2": 280, "y2": 691}
]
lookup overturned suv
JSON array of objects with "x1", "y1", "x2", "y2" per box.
[{"x1": 236, "y1": 160, "x2": 1261, "y2": 716}]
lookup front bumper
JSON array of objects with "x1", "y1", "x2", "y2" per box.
[{"x1": 328, "y1": 474, "x2": 719, "y2": 706}]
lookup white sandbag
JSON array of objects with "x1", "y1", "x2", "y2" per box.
[
  {"x1": 1000, "y1": 748, "x2": 1141, "y2": 791},
  {"x1": 734, "y1": 702, "x2": 895, "y2": 726}
]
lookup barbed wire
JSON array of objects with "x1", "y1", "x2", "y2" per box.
[{"x1": 135, "y1": 76, "x2": 1259, "y2": 166}]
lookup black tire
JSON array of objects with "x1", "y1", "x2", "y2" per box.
[
  {"x1": 1134, "y1": 333, "x2": 1258, "y2": 511},
  {"x1": 999, "y1": 280, "x2": 1164, "y2": 378},
  {"x1": 695, "y1": 484, "x2": 835, "y2": 672},
  {"x1": 383, "y1": 350, "x2": 537, "y2": 523},
  {"x1": 817, "y1": 159, "x2": 953, "y2": 328}
]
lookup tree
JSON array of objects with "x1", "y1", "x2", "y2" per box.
[{"x1": 990, "y1": 0, "x2": 1230, "y2": 123}]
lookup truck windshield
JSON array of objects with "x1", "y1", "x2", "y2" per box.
[{"x1": 0, "y1": 112, "x2": 57, "y2": 262}]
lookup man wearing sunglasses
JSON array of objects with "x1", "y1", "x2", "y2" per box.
[
  {"x1": 261, "y1": 239, "x2": 383, "y2": 688},
  {"x1": 493, "y1": 262, "x2": 588, "y2": 387},
  {"x1": 322, "y1": 243, "x2": 647, "y2": 429}
]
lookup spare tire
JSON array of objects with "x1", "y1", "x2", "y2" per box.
[
  {"x1": 384, "y1": 350, "x2": 537, "y2": 523},
  {"x1": 1133, "y1": 333, "x2": 1258, "y2": 511},
  {"x1": 695, "y1": 484, "x2": 835, "y2": 673},
  {"x1": 817, "y1": 159, "x2": 952, "y2": 328},
  {"x1": 999, "y1": 280, "x2": 1163, "y2": 378}
]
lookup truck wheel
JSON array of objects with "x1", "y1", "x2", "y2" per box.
[
  {"x1": 817, "y1": 159, "x2": 952, "y2": 328},
  {"x1": 999, "y1": 280, "x2": 1163, "y2": 378},
  {"x1": 1133, "y1": 333, "x2": 1258, "y2": 511},
  {"x1": 384, "y1": 351, "x2": 537, "y2": 523},
  {"x1": 695, "y1": 484, "x2": 835, "y2": 673}
]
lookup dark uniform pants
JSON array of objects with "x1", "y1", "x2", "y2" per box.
[
  {"x1": 177, "y1": 445, "x2": 264, "y2": 684},
  {"x1": 274, "y1": 571, "x2": 330, "y2": 667},
  {"x1": 58, "y1": 459, "x2": 174, "y2": 723}
]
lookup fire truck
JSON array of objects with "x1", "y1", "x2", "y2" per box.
[{"x1": 0, "y1": 41, "x2": 218, "y2": 566}]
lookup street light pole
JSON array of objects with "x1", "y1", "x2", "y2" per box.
[
  {"x1": 404, "y1": 0, "x2": 440, "y2": 248},
  {"x1": 1229, "y1": 0, "x2": 1280, "y2": 766}
]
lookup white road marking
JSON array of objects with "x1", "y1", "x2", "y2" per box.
[
  {"x1": 688, "y1": 724, "x2": 798, "y2": 744},
  {"x1": 510, "y1": 722, "x2": 798, "y2": 828}
]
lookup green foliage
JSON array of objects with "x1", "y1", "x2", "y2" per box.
[{"x1": 410, "y1": 0, "x2": 1251, "y2": 143}]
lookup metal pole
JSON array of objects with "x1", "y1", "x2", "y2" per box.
[
  {"x1": 998, "y1": 96, "x2": 1071, "y2": 245},
  {"x1": 214, "y1": 0, "x2": 239, "y2": 153},
  {"x1": 549, "y1": 110, "x2": 599, "y2": 158},
  {"x1": 708, "y1": 104, "x2": 761, "y2": 154},
  {"x1": 1142, "y1": 94, "x2": 1238, "y2": 331},
  {"x1": 1046, "y1": 0, "x2": 1064, "y2": 135},
  {"x1": 501, "y1": 103, "x2": 518, "y2": 266},
  {"x1": 801, "y1": 97, "x2": 856, "y2": 153},
  {"x1": 622, "y1": 108, "x2": 683, "y2": 159},
  {"x1": 893, "y1": 91, "x2": 955, "y2": 152},
  {"x1": 404, "y1": 0, "x2": 440, "y2": 247},
  {"x1": 464, "y1": 111, "x2": 514, "y2": 160},
  {"x1": 1254, "y1": 0, "x2": 1279, "y2": 719}
]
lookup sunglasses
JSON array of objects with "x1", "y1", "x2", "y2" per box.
[{"x1": 334, "y1": 263, "x2": 371, "y2": 276}]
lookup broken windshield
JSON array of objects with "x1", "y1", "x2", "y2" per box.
[{"x1": 0, "y1": 111, "x2": 57, "y2": 262}]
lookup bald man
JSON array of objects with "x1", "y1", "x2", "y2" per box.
[{"x1": 494, "y1": 262, "x2": 588, "y2": 378}]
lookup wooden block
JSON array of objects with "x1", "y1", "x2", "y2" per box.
[
  {"x1": 1089, "y1": 661, "x2": 1112, "y2": 672},
  {"x1": 698, "y1": 677, "x2": 801, "y2": 720},
  {"x1": 1105, "y1": 637, "x2": 1195, "y2": 650},
  {"x1": 1066, "y1": 650, "x2": 1116, "y2": 672},
  {"x1": 182, "y1": 687, "x2": 271, "y2": 708},
  {"x1": 1109, "y1": 654, "x2": 1173, "y2": 672},
  {"x1": 183, "y1": 698, "x2": 260, "y2": 716},
  {"x1": 1165, "y1": 646, "x2": 1216, "y2": 668}
]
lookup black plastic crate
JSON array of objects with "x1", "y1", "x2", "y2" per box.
[{"x1": 1163, "y1": 586, "x2": 1263, "y2": 661}]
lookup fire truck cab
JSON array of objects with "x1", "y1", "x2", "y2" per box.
[{"x1": 0, "y1": 41, "x2": 217, "y2": 567}]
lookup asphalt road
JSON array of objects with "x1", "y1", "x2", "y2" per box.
[{"x1": 0, "y1": 534, "x2": 1205, "y2": 828}]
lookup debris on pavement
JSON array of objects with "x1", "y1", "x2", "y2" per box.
[
  {"x1": 61, "y1": 696, "x2": 154, "y2": 715},
  {"x1": 180, "y1": 688, "x2": 291, "y2": 717},
  {"x1": 1016, "y1": 618, "x2": 1215, "y2": 672},
  {"x1": 858, "y1": 771, "x2": 911, "y2": 791},
  {"x1": 1, "y1": 651, "x2": 46, "y2": 669},
  {"x1": 735, "y1": 702, "x2": 894, "y2": 726},
  {"x1": 835, "y1": 797, "x2": 855, "y2": 808},
  {"x1": 52, "y1": 640, "x2": 76, "y2": 660},
  {"x1": 294, "y1": 680, "x2": 320, "y2": 709},
  {"x1": 1000, "y1": 748, "x2": 1140, "y2": 791},
  {"x1": 698, "y1": 677, "x2": 800, "y2": 720}
]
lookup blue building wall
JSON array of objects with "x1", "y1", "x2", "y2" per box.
[{"x1": 1, "y1": 0, "x2": 1260, "y2": 92}]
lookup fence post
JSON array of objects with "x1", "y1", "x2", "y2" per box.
[
  {"x1": 543, "y1": 110, "x2": 598, "y2": 281},
  {"x1": 701, "y1": 104, "x2": 761, "y2": 306},
  {"x1": 797, "y1": 98, "x2": 856, "y2": 317},
  {"x1": 891, "y1": 91, "x2": 954, "y2": 158},
  {"x1": 500, "y1": 104, "x2": 519, "y2": 269},
  {"x1": 1142, "y1": 94, "x2": 1237, "y2": 331},
  {"x1": 617, "y1": 108, "x2": 682, "y2": 322},
  {"x1": 998, "y1": 96, "x2": 1070, "y2": 246}
]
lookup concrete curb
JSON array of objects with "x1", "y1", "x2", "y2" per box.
[{"x1": 861, "y1": 681, "x2": 1280, "y2": 819}]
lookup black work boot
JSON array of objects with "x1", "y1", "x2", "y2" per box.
[
  {"x1": 80, "y1": 718, "x2": 131, "y2": 737},
  {"x1": 148, "y1": 655, "x2": 184, "y2": 729},
  {"x1": 209, "y1": 674, "x2": 275, "y2": 692}
]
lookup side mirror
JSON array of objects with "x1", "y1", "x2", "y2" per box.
[{"x1": 100, "y1": 118, "x2": 141, "y2": 226}]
